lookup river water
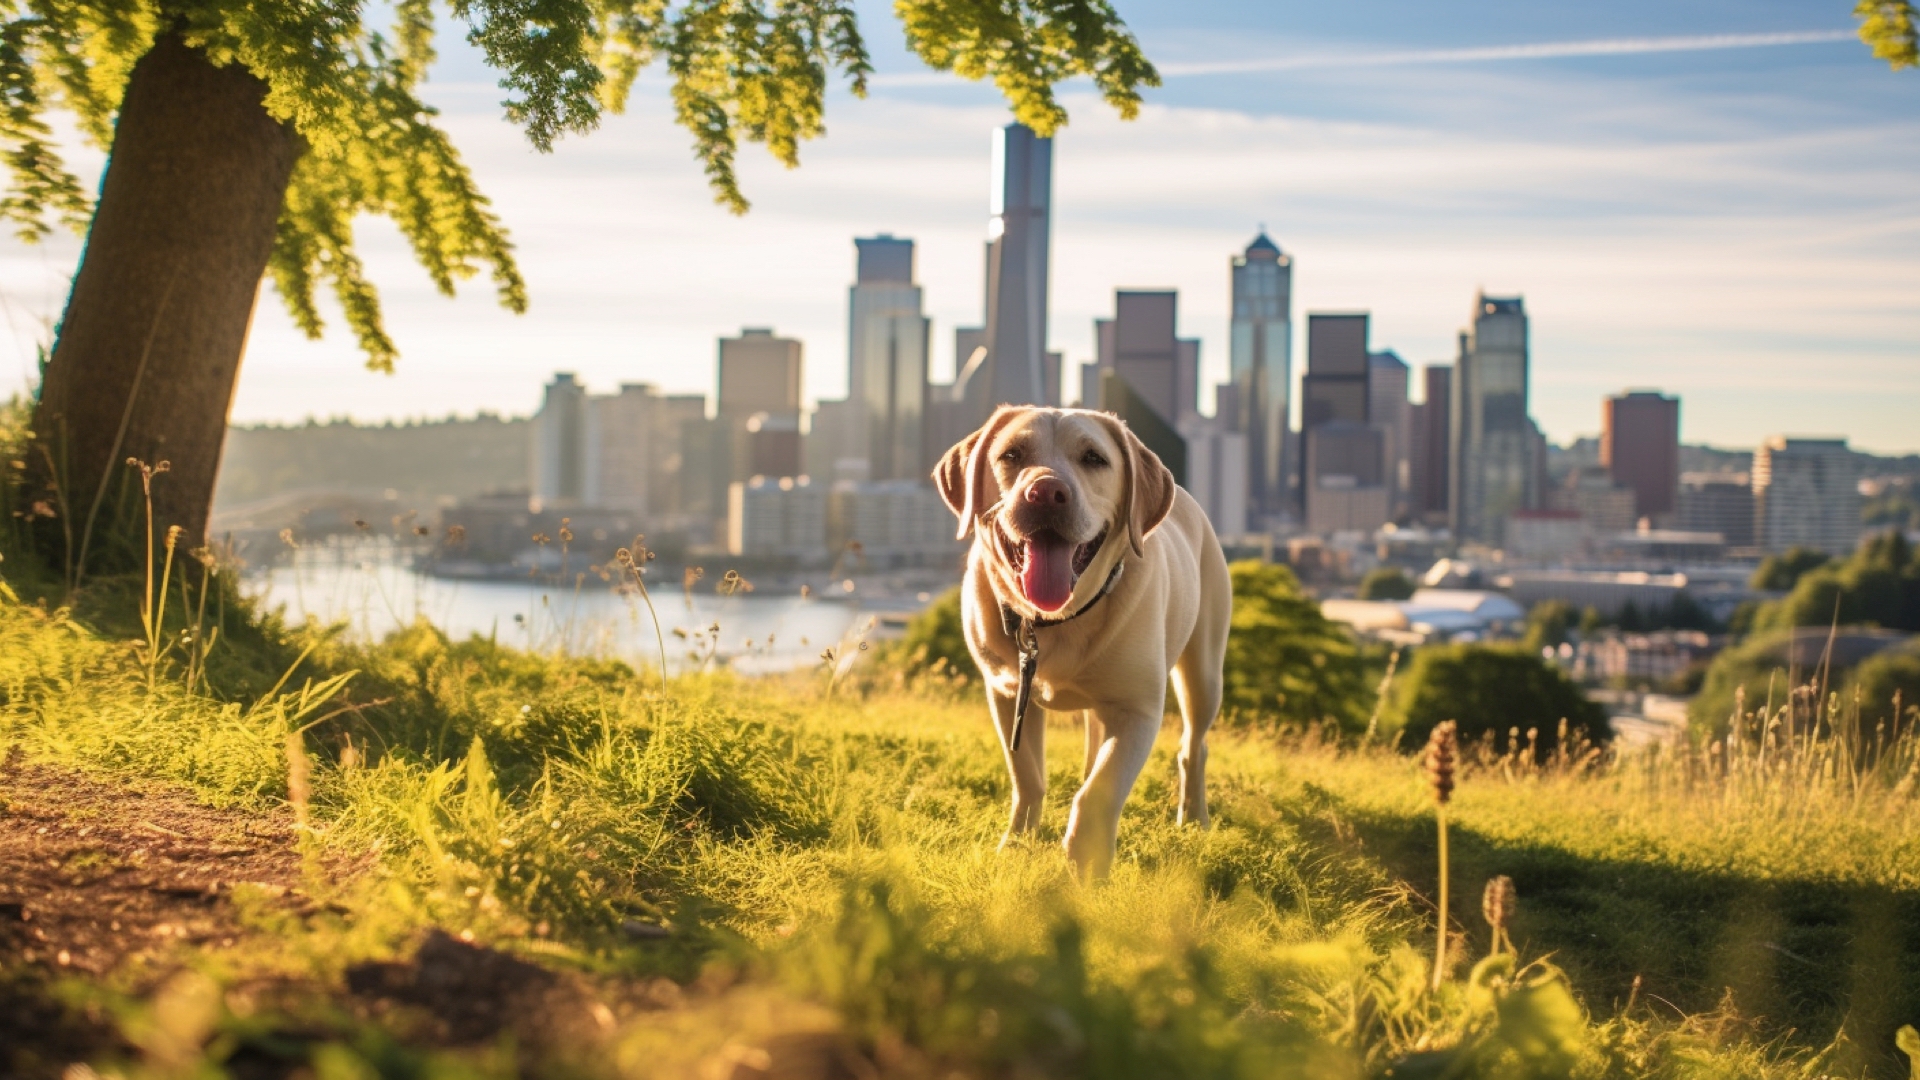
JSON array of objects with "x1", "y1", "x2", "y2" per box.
[{"x1": 244, "y1": 556, "x2": 927, "y2": 674}]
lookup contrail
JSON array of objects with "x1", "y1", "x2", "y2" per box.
[
  {"x1": 1156, "y1": 30, "x2": 1858, "y2": 77},
  {"x1": 866, "y1": 29, "x2": 1856, "y2": 87}
]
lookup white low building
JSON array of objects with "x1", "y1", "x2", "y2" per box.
[{"x1": 1322, "y1": 588, "x2": 1527, "y2": 645}]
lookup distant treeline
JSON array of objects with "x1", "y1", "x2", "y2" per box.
[{"x1": 215, "y1": 414, "x2": 529, "y2": 507}]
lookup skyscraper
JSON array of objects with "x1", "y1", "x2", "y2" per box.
[
  {"x1": 718, "y1": 327, "x2": 804, "y2": 483},
  {"x1": 1228, "y1": 233, "x2": 1292, "y2": 523},
  {"x1": 1753, "y1": 437, "x2": 1862, "y2": 554},
  {"x1": 1301, "y1": 313, "x2": 1388, "y2": 533},
  {"x1": 1450, "y1": 294, "x2": 1537, "y2": 545},
  {"x1": 1602, "y1": 390, "x2": 1680, "y2": 521},
  {"x1": 848, "y1": 235, "x2": 931, "y2": 481},
  {"x1": 531, "y1": 372, "x2": 587, "y2": 507},
  {"x1": 1368, "y1": 350, "x2": 1411, "y2": 516},
  {"x1": 1090, "y1": 290, "x2": 1199, "y2": 425},
  {"x1": 975, "y1": 122, "x2": 1053, "y2": 415},
  {"x1": 1301, "y1": 314, "x2": 1370, "y2": 428},
  {"x1": 1409, "y1": 364, "x2": 1453, "y2": 523},
  {"x1": 717, "y1": 328, "x2": 803, "y2": 421}
]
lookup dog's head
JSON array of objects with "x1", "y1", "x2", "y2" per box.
[{"x1": 934, "y1": 406, "x2": 1175, "y2": 613}]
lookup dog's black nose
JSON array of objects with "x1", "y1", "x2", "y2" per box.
[{"x1": 1024, "y1": 476, "x2": 1070, "y2": 506}]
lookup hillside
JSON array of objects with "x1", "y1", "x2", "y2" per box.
[
  {"x1": 215, "y1": 414, "x2": 530, "y2": 508},
  {"x1": 1, "y1": 580, "x2": 1916, "y2": 1079}
]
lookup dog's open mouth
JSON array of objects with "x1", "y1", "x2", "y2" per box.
[{"x1": 1002, "y1": 525, "x2": 1107, "y2": 613}]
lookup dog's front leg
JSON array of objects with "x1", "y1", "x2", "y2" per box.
[
  {"x1": 1063, "y1": 709, "x2": 1157, "y2": 880},
  {"x1": 988, "y1": 686, "x2": 1047, "y2": 846}
]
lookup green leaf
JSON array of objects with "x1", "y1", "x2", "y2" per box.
[{"x1": 1857, "y1": 0, "x2": 1918, "y2": 70}]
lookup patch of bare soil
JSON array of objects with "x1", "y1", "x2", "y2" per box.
[
  {"x1": 0, "y1": 757, "x2": 869, "y2": 1080},
  {"x1": 0, "y1": 756, "x2": 321, "y2": 1077}
]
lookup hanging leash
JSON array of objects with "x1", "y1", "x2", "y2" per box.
[{"x1": 1000, "y1": 559, "x2": 1124, "y2": 751}]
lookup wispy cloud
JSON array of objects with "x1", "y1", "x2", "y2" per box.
[{"x1": 869, "y1": 29, "x2": 1857, "y2": 87}]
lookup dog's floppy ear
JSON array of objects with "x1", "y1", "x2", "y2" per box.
[
  {"x1": 933, "y1": 406, "x2": 1017, "y2": 540},
  {"x1": 1095, "y1": 412, "x2": 1176, "y2": 557}
]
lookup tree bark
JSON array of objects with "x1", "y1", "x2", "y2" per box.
[{"x1": 29, "y1": 32, "x2": 300, "y2": 577}]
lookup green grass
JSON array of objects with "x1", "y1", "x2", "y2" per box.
[{"x1": 2, "y1": 574, "x2": 1919, "y2": 1079}]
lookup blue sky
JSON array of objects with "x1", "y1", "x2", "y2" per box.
[{"x1": 0, "y1": 0, "x2": 1914, "y2": 452}]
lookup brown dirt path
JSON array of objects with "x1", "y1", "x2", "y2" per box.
[{"x1": 0, "y1": 755, "x2": 324, "y2": 1077}]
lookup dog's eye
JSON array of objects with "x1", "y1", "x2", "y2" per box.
[
  {"x1": 1081, "y1": 450, "x2": 1109, "y2": 468},
  {"x1": 1000, "y1": 447, "x2": 1022, "y2": 465}
]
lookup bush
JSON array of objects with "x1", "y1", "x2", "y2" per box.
[
  {"x1": 1383, "y1": 644, "x2": 1609, "y2": 753},
  {"x1": 1523, "y1": 600, "x2": 1574, "y2": 653},
  {"x1": 1357, "y1": 566, "x2": 1415, "y2": 601},
  {"x1": 1686, "y1": 628, "x2": 1920, "y2": 739},
  {"x1": 1751, "y1": 546, "x2": 1833, "y2": 592},
  {"x1": 876, "y1": 587, "x2": 977, "y2": 688},
  {"x1": 1755, "y1": 530, "x2": 1920, "y2": 633},
  {"x1": 1852, "y1": 642, "x2": 1920, "y2": 729},
  {"x1": 1221, "y1": 561, "x2": 1371, "y2": 731}
]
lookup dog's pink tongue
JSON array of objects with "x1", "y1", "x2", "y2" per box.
[{"x1": 1020, "y1": 538, "x2": 1075, "y2": 612}]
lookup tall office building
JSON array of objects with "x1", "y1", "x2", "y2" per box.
[
  {"x1": 717, "y1": 327, "x2": 805, "y2": 483},
  {"x1": 1302, "y1": 314, "x2": 1370, "y2": 429},
  {"x1": 1088, "y1": 290, "x2": 1199, "y2": 425},
  {"x1": 531, "y1": 372, "x2": 588, "y2": 506},
  {"x1": 718, "y1": 328, "x2": 803, "y2": 421},
  {"x1": 1368, "y1": 350, "x2": 1411, "y2": 516},
  {"x1": 1677, "y1": 474, "x2": 1756, "y2": 548},
  {"x1": 1450, "y1": 294, "x2": 1538, "y2": 545},
  {"x1": 1602, "y1": 390, "x2": 1680, "y2": 520},
  {"x1": 1228, "y1": 233, "x2": 1292, "y2": 523},
  {"x1": 1301, "y1": 313, "x2": 1387, "y2": 533},
  {"x1": 1181, "y1": 383, "x2": 1250, "y2": 536},
  {"x1": 1409, "y1": 364, "x2": 1452, "y2": 523},
  {"x1": 975, "y1": 123, "x2": 1053, "y2": 415},
  {"x1": 1752, "y1": 437, "x2": 1862, "y2": 555},
  {"x1": 531, "y1": 377, "x2": 701, "y2": 516},
  {"x1": 848, "y1": 235, "x2": 931, "y2": 481}
]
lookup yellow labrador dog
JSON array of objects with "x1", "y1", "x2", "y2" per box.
[{"x1": 935, "y1": 405, "x2": 1232, "y2": 879}]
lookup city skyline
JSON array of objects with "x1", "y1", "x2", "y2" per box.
[{"x1": 0, "y1": 1, "x2": 1913, "y2": 453}]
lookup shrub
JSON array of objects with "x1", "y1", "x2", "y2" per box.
[
  {"x1": 875, "y1": 587, "x2": 977, "y2": 688},
  {"x1": 1686, "y1": 627, "x2": 1919, "y2": 739},
  {"x1": 1751, "y1": 546, "x2": 1833, "y2": 592},
  {"x1": 1755, "y1": 530, "x2": 1920, "y2": 633},
  {"x1": 1222, "y1": 561, "x2": 1370, "y2": 731},
  {"x1": 1523, "y1": 600, "x2": 1574, "y2": 653},
  {"x1": 1852, "y1": 641, "x2": 1920, "y2": 729},
  {"x1": 1383, "y1": 644, "x2": 1608, "y2": 753},
  {"x1": 1357, "y1": 566, "x2": 1415, "y2": 601}
]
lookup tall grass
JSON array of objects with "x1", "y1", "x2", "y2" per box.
[{"x1": 2, "y1": 549, "x2": 1918, "y2": 1077}]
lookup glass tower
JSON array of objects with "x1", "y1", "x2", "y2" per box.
[
  {"x1": 1228, "y1": 233, "x2": 1292, "y2": 522},
  {"x1": 977, "y1": 122, "x2": 1053, "y2": 414},
  {"x1": 1450, "y1": 293, "x2": 1536, "y2": 544},
  {"x1": 848, "y1": 235, "x2": 930, "y2": 480}
]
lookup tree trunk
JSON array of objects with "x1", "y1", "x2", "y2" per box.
[{"x1": 28, "y1": 32, "x2": 300, "y2": 578}]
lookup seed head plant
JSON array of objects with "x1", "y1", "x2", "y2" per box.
[
  {"x1": 616, "y1": 537, "x2": 669, "y2": 693},
  {"x1": 1425, "y1": 719, "x2": 1459, "y2": 991},
  {"x1": 1483, "y1": 875, "x2": 1516, "y2": 957}
]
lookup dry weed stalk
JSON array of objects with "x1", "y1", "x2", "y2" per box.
[{"x1": 1424, "y1": 719, "x2": 1458, "y2": 992}]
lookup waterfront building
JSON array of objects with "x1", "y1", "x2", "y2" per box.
[{"x1": 727, "y1": 475, "x2": 828, "y2": 561}]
